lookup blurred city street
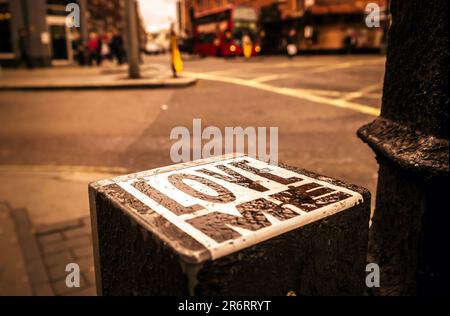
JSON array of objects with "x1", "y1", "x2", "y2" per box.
[
  {"x1": 0, "y1": 0, "x2": 447, "y2": 299},
  {"x1": 0, "y1": 53, "x2": 385, "y2": 295}
]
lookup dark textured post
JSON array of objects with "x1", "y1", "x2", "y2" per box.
[
  {"x1": 89, "y1": 155, "x2": 370, "y2": 296},
  {"x1": 78, "y1": 0, "x2": 88, "y2": 43},
  {"x1": 125, "y1": 0, "x2": 140, "y2": 79},
  {"x1": 358, "y1": 0, "x2": 449, "y2": 295}
]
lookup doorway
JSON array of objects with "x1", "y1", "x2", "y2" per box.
[
  {"x1": 50, "y1": 25, "x2": 68, "y2": 60},
  {"x1": 46, "y1": 15, "x2": 73, "y2": 65}
]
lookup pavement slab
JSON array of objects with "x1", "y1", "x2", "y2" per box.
[{"x1": 0, "y1": 203, "x2": 33, "y2": 296}]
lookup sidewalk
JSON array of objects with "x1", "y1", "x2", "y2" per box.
[
  {"x1": 0, "y1": 61, "x2": 197, "y2": 90},
  {"x1": 0, "y1": 168, "x2": 123, "y2": 296},
  {"x1": 0, "y1": 203, "x2": 96, "y2": 296},
  {"x1": 0, "y1": 203, "x2": 33, "y2": 295}
]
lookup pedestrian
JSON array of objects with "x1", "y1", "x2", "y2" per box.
[
  {"x1": 170, "y1": 25, "x2": 183, "y2": 78},
  {"x1": 100, "y1": 33, "x2": 111, "y2": 64},
  {"x1": 286, "y1": 28, "x2": 298, "y2": 59},
  {"x1": 106, "y1": 32, "x2": 114, "y2": 61},
  {"x1": 242, "y1": 33, "x2": 253, "y2": 60},
  {"x1": 72, "y1": 32, "x2": 86, "y2": 66},
  {"x1": 111, "y1": 29, "x2": 125, "y2": 65},
  {"x1": 343, "y1": 29, "x2": 356, "y2": 54},
  {"x1": 18, "y1": 29, "x2": 32, "y2": 69},
  {"x1": 88, "y1": 32, "x2": 100, "y2": 66}
]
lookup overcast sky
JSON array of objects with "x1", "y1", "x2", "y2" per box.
[{"x1": 138, "y1": 0, "x2": 177, "y2": 33}]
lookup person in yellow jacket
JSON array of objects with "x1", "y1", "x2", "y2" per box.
[
  {"x1": 170, "y1": 25, "x2": 183, "y2": 78},
  {"x1": 242, "y1": 33, "x2": 253, "y2": 60}
]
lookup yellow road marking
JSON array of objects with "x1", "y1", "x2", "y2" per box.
[
  {"x1": 253, "y1": 74, "x2": 292, "y2": 83},
  {"x1": 309, "y1": 59, "x2": 385, "y2": 74},
  {"x1": 270, "y1": 61, "x2": 332, "y2": 69},
  {"x1": 205, "y1": 70, "x2": 234, "y2": 75},
  {"x1": 364, "y1": 92, "x2": 382, "y2": 99},
  {"x1": 340, "y1": 84, "x2": 382, "y2": 101},
  {"x1": 185, "y1": 71, "x2": 381, "y2": 116},
  {"x1": 293, "y1": 88, "x2": 344, "y2": 97},
  {"x1": 202, "y1": 58, "x2": 384, "y2": 76}
]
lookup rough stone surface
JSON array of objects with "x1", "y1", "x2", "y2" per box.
[
  {"x1": 358, "y1": 117, "x2": 449, "y2": 177},
  {"x1": 367, "y1": 157, "x2": 449, "y2": 295},
  {"x1": 380, "y1": 0, "x2": 449, "y2": 138},
  {"x1": 358, "y1": 0, "x2": 449, "y2": 295}
]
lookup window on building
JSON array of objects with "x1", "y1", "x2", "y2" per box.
[
  {"x1": 0, "y1": 2, "x2": 12, "y2": 54},
  {"x1": 46, "y1": 0, "x2": 80, "y2": 15}
]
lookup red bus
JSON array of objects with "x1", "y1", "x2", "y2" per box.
[{"x1": 193, "y1": 5, "x2": 261, "y2": 57}]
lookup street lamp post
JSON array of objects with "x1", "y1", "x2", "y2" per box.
[
  {"x1": 125, "y1": 0, "x2": 140, "y2": 79},
  {"x1": 78, "y1": 0, "x2": 88, "y2": 41},
  {"x1": 358, "y1": 0, "x2": 449, "y2": 295}
]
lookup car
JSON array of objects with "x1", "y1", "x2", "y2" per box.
[{"x1": 145, "y1": 42, "x2": 162, "y2": 55}]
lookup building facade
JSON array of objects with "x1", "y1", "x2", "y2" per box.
[
  {"x1": 179, "y1": 0, "x2": 388, "y2": 54},
  {"x1": 0, "y1": 0, "x2": 146, "y2": 67}
]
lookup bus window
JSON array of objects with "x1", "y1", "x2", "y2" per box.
[{"x1": 233, "y1": 7, "x2": 257, "y2": 21}]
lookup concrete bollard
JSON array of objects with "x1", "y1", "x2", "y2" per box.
[
  {"x1": 89, "y1": 154, "x2": 370, "y2": 296},
  {"x1": 358, "y1": 0, "x2": 449, "y2": 295}
]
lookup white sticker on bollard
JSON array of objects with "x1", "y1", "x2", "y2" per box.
[{"x1": 105, "y1": 155, "x2": 364, "y2": 260}]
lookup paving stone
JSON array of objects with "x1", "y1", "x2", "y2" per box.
[
  {"x1": 52, "y1": 278, "x2": 85, "y2": 296},
  {"x1": 35, "y1": 219, "x2": 82, "y2": 235},
  {"x1": 10, "y1": 208, "x2": 44, "y2": 262},
  {"x1": 2, "y1": 205, "x2": 97, "y2": 296},
  {"x1": 44, "y1": 251, "x2": 75, "y2": 268},
  {"x1": 62, "y1": 225, "x2": 92, "y2": 239},
  {"x1": 48, "y1": 264, "x2": 68, "y2": 281},
  {"x1": 41, "y1": 236, "x2": 91, "y2": 255},
  {"x1": 26, "y1": 258, "x2": 52, "y2": 285},
  {"x1": 76, "y1": 257, "x2": 95, "y2": 273},
  {"x1": 7, "y1": 207, "x2": 53, "y2": 295},
  {"x1": 83, "y1": 270, "x2": 96, "y2": 287},
  {"x1": 0, "y1": 218, "x2": 32, "y2": 297},
  {"x1": 72, "y1": 245, "x2": 93, "y2": 259},
  {"x1": 81, "y1": 217, "x2": 92, "y2": 228},
  {"x1": 38, "y1": 232, "x2": 63, "y2": 244},
  {"x1": 32, "y1": 282, "x2": 54, "y2": 296},
  {"x1": 70, "y1": 286, "x2": 97, "y2": 296}
]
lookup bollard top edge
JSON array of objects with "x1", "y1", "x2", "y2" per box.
[{"x1": 90, "y1": 154, "x2": 369, "y2": 263}]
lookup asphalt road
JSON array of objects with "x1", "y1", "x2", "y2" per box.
[{"x1": 0, "y1": 54, "x2": 385, "y2": 207}]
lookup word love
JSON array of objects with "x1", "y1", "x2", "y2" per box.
[{"x1": 116, "y1": 156, "x2": 362, "y2": 259}]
